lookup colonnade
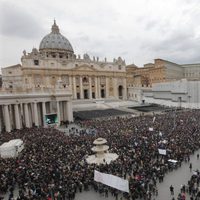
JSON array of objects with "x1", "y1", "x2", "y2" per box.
[
  {"x1": 0, "y1": 100, "x2": 73, "y2": 133},
  {"x1": 71, "y1": 76, "x2": 127, "y2": 100}
]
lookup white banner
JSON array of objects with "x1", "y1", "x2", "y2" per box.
[
  {"x1": 158, "y1": 149, "x2": 167, "y2": 155},
  {"x1": 94, "y1": 170, "x2": 129, "y2": 193},
  {"x1": 149, "y1": 127, "x2": 153, "y2": 131},
  {"x1": 168, "y1": 159, "x2": 178, "y2": 163}
]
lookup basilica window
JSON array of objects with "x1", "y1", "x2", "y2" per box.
[
  {"x1": 34, "y1": 60, "x2": 39, "y2": 65},
  {"x1": 118, "y1": 65, "x2": 122, "y2": 70},
  {"x1": 83, "y1": 77, "x2": 89, "y2": 83}
]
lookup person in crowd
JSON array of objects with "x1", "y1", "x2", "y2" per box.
[{"x1": 0, "y1": 109, "x2": 200, "y2": 199}]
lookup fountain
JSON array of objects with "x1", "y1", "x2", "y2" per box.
[{"x1": 86, "y1": 138, "x2": 118, "y2": 165}]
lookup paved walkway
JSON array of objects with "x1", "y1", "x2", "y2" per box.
[
  {"x1": 75, "y1": 150, "x2": 200, "y2": 200},
  {"x1": 155, "y1": 150, "x2": 200, "y2": 200}
]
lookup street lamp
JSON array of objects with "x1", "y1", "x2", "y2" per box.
[
  {"x1": 178, "y1": 97, "x2": 182, "y2": 109},
  {"x1": 188, "y1": 95, "x2": 191, "y2": 109}
]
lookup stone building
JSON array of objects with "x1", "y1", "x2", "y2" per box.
[
  {"x1": 1, "y1": 21, "x2": 127, "y2": 100},
  {"x1": 143, "y1": 79, "x2": 200, "y2": 109},
  {"x1": 127, "y1": 58, "x2": 200, "y2": 102},
  {"x1": 0, "y1": 21, "x2": 127, "y2": 133}
]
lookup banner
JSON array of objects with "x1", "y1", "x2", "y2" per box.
[
  {"x1": 168, "y1": 159, "x2": 178, "y2": 163},
  {"x1": 94, "y1": 170, "x2": 129, "y2": 193},
  {"x1": 153, "y1": 117, "x2": 156, "y2": 123},
  {"x1": 149, "y1": 127, "x2": 153, "y2": 131},
  {"x1": 158, "y1": 149, "x2": 167, "y2": 155}
]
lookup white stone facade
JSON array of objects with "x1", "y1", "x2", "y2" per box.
[
  {"x1": 0, "y1": 21, "x2": 128, "y2": 132},
  {"x1": 143, "y1": 79, "x2": 200, "y2": 108},
  {"x1": 1, "y1": 21, "x2": 127, "y2": 101},
  {"x1": 0, "y1": 90, "x2": 73, "y2": 133}
]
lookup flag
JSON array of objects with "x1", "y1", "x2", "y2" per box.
[
  {"x1": 153, "y1": 116, "x2": 156, "y2": 123},
  {"x1": 94, "y1": 170, "x2": 129, "y2": 193},
  {"x1": 149, "y1": 127, "x2": 153, "y2": 131}
]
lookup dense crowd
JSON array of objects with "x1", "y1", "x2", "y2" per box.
[{"x1": 1, "y1": 109, "x2": 200, "y2": 200}]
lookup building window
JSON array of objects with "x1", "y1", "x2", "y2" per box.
[
  {"x1": 34, "y1": 60, "x2": 39, "y2": 65},
  {"x1": 118, "y1": 65, "x2": 121, "y2": 70}
]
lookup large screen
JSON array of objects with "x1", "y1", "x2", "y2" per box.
[{"x1": 45, "y1": 114, "x2": 58, "y2": 124}]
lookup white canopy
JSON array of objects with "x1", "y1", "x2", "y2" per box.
[{"x1": 0, "y1": 139, "x2": 24, "y2": 158}]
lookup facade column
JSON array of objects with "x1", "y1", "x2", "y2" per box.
[
  {"x1": 4, "y1": 105, "x2": 11, "y2": 132},
  {"x1": 14, "y1": 104, "x2": 21, "y2": 129},
  {"x1": 42, "y1": 102, "x2": 46, "y2": 127},
  {"x1": 98, "y1": 77, "x2": 101, "y2": 98},
  {"x1": 57, "y1": 101, "x2": 60, "y2": 126},
  {"x1": 69, "y1": 76, "x2": 72, "y2": 87},
  {"x1": 73, "y1": 76, "x2": 77, "y2": 99},
  {"x1": 106, "y1": 77, "x2": 109, "y2": 99},
  {"x1": 0, "y1": 106, "x2": 2, "y2": 133},
  {"x1": 80, "y1": 76, "x2": 83, "y2": 99},
  {"x1": 123, "y1": 78, "x2": 127, "y2": 100},
  {"x1": 95, "y1": 77, "x2": 98, "y2": 99},
  {"x1": 66, "y1": 101, "x2": 73, "y2": 122},
  {"x1": 89, "y1": 76, "x2": 92, "y2": 99},
  {"x1": 24, "y1": 103, "x2": 31, "y2": 128},
  {"x1": 113, "y1": 78, "x2": 118, "y2": 99},
  {"x1": 34, "y1": 102, "x2": 39, "y2": 127}
]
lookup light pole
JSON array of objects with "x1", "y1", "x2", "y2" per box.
[
  {"x1": 188, "y1": 95, "x2": 191, "y2": 109},
  {"x1": 178, "y1": 96, "x2": 182, "y2": 109}
]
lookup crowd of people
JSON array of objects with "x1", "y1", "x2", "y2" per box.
[
  {"x1": 171, "y1": 169, "x2": 200, "y2": 200},
  {"x1": 1, "y1": 109, "x2": 200, "y2": 200}
]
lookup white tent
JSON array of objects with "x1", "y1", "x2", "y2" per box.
[{"x1": 0, "y1": 139, "x2": 24, "y2": 158}]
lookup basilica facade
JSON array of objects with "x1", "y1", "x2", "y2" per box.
[
  {"x1": 2, "y1": 21, "x2": 127, "y2": 100},
  {"x1": 0, "y1": 21, "x2": 127, "y2": 132}
]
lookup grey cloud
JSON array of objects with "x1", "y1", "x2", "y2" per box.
[{"x1": 0, "y1": 2, "x2": 45, "y2": 39}]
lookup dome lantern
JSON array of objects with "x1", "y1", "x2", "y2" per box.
[{"x1": 51, "y1": 20, "x2": 60, "y2": 34}]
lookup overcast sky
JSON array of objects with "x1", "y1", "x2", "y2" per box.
[{"x1": 0, "y1": 0, "x2": 200, "y2": 70}]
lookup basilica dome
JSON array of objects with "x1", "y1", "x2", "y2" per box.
[{"x1": 39, "y1": 21, "x2": 74, "y2": 52}]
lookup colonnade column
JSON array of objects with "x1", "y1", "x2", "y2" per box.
[
  {"x1": 95, "y1": 77, "x2": 98, "y2": 99},
  {"x1": 57, "y1": 101, "x2": 60, "y2": 126},
  {"x1": 73, "y1": 76, "x2": 77, "y2": 99},
  {"x1": 0, "y1": 106, "x2": 2, "y2": 133},
  {"x1": 106, "y1": 77, "x2": 109, "y2": 99},
  {"x1": 24, "y1": 103, "x2": 31, "y2": 128},
  {"x1": 66, "y1": 101, "x2": 73, "y2": 122},
  {"x1": 34, "y1": 102, "x2": 39, "y2": 127},
  {"x1": 4, "y1": 105, "x2": 11, "y2": 132},
  {"x1": 89, "y1": 77, "x2": 92, "y2": 99},
  {"x1": 14, "y1": 104, "x2": 21, "y2": 129},
  {"x1": 42, "y1": 102, "x2": 46, "y2": 127},
  {"x1": 80, "y1": 76, "x2": 83, "y2": 99}
]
